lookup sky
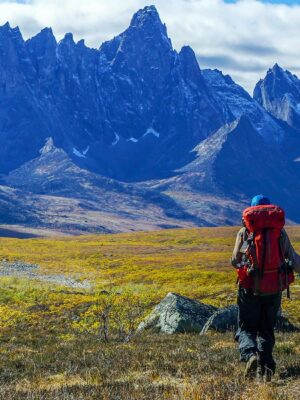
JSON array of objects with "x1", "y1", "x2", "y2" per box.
[
  {"x1": 225, "y1": 0, "x2": 300, "y2": 3},
  {"x1": 0, "y1": 0, "x2": 299, "y2": 93}
]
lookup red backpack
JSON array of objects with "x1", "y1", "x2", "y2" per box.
[{"x1": 237, "y1": 205, "x2": 294, "y2": 295}]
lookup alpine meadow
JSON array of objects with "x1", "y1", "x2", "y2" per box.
[
  {"x1": 0, "y1": 227, "x2": 300, "y2": 399},
  {"x1": 1, "y1": 1, "x2": 300, "y2": 400}
]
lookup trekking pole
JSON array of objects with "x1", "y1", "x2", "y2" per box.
[
  {"x1": 286, "y1": 274, "x2": 290, "y2": 299},
  {"x1": 286, "y1": 260, "x2": 292, "y2": 299}
]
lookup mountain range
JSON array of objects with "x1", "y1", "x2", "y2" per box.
[{"x1": 0, "y1": 5, "x2": 300, "y2": 234}]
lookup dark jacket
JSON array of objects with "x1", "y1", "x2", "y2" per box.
[{"x1": 231, "y1": 227, "x2": 300, "y2": 272}]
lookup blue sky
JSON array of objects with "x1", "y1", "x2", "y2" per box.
[
  {"x1": 0, "y1": 0, "x2": 299, "y2": 93},
  {"x1": 5, "y1": 0, "x2": 300, "y2": 5},
  {"x1": 225, "y1": 0, "x2": 300, "y2": 3},
  {"x1": 8, "y1": 0, "x2": 300, "y2": 4}
]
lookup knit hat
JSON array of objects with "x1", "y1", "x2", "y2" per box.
[{"x1": 251, "y1": 194, "x2": 271, "y2": 207}]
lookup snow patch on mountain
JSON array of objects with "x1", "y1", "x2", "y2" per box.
[
  {"x1": 73, "y1": 146, "x2": 89, "y2": 158},
  {"x1": 83, "y1": 146, "x2": 90, "y2": 155},
  {"x1": 112, "y1": 134, "x2": 120, "y2": 146},
  {"x1": 40, "y1": 138, "x2": 55, "y2": 155},
  {"x1": 143, "y1": 128, "x2": 160, "y2": 138}
]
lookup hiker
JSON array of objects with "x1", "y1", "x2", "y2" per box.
[{"x1": 231, "y1": 195, "x2": 300, "y2": 382}]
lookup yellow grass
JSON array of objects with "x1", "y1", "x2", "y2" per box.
[{"x1": 0, "y1": 226, "x2": 299, "y2": 399}]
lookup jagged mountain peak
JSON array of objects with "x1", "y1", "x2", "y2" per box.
[
  {"x1": 40, "y1": 137, "x2": 56, "y2": 155},
  {"x1": 130, "y1": 5, "x2": 163, "y2": 29},
  {"x1": 264, "y1": 63, "x2": 298, "y2": 84},
  {"x1": 118, "y1": 5, "x2": 172, "y2": 50},
  {"x1": 206, "y1": 114, "x2": 258, "y2": 149},
  {"x1": 0, "y1": 21, "x2": 19, "y2": 33},
  {"x1": 39, "y1": 27, "x2": 54, "y2": 37},
  {"x1": 26, "y1": 27, "x2": 57, "y2": 54},
  {"x1": 201, "y1": 68, "x2": 286, "y2": 143},
  {"x1": 254, "y1": 64, "x2": 300, "y2": 128},
  {"x1": 233, "y1": 114, "x2": 254, "y2": 129},
  {"x1": 99, "y1": 6, "x2": 173, "y2": 65},
  {"x1": 177, "y1": 112, "x2": 293, "y2": 202},
  {"x1": 130, "y1": 5, "x2": 171, "y2": 49},
  {"x1": 268, "y1": 63, "x2": 299, "y2": 81},
  {"x1": 77, "y1": 39, "x2": 85, "y2": 48},
  {"x1": 177, "y1": 45, "x2": 203, "y2": 84},
  {"x1": 98, "y1": 5, "x2": 175, "y2": 106},
  {"x1": 183, "y1": 115, "x2": 256, "y2": 169},
  {"x1": 0, "y1": 21, "x2": 11, "y2": 31},
  {"x1": 203, "y1": 68, "x2": 244, "y2": 91},
  {"x1": 179, "y1": 45, "x2": 197, "y2": 63},
  {"x1": 174, "y1": 115, "x2": 262, "y2": 196},
  {"x1": 29, "y1": 27, "x2": 56, "y2": 43},
  {"x1": 0, "y1": 21, "x2": 23, "y2": 41},
  {"x1": 271, "y1": 62, "x2": 282, "y2": 72},
  {"x1": 60, "y1": 32, "x2": 75, "y2": 46}
]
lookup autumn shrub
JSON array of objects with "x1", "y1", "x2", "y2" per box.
[{"x1": 73, "y1": 287, "x2": 151, "y2": 342}]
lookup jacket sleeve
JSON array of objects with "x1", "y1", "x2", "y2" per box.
[
  {"x1": 231, "y1": 227, "x2": 246, "y2": 267},
  {"x1": 282, "y1": 229, "x2": 300, "y2": 273}
]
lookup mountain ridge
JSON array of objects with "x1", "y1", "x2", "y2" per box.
[{"x1": 1, "y1": 5, "x2": 300, "y2": 233}]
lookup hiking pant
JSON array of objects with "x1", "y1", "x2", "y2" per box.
[{"x1": 235, "y1": 286, "x2": 281, "y2": 372}]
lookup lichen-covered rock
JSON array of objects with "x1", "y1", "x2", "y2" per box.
[
  {"x1": 138, "y1": 293, "x2": 299, "y2": 335},
  {"x1": 201, "y1": 304, "x2": 299, "y2": 334},
  {"x1": 275, "y1": 315, "x2": 300, "y2": 332},
  {"x1": 137, "y1": 292, "x2": 217, "y2": 334},
  {"x1": 200, "y1": 305, "x2": 238, "y2": 334}
]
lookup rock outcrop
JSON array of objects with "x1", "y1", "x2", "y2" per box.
[
  {"x1": 138, "y1": 293, "x2": 299, "y2": 334},
  {"x1": 137, "y1": 292, "x2": 217, "y2": 334},
  {"x1": 201, "y1": 305, "x2": 299, "y2": 334},
  {"x1": 201, "y1": 305, "x2": 238, "y2": 334}
]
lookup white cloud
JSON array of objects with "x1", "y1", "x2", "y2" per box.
[{"x1": 0, "y1": 0, "x2": 299, "y2": 93}]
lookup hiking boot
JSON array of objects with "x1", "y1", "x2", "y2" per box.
[
  {"x1": 264, "y1": 366, "x2": 274, "y2": 383},
  {"x1": 244, "y1": 354, "x2": 259, "y2": 379},
  {"x1": 256, "y1": 362, "x2": 264, "y2": 383}
]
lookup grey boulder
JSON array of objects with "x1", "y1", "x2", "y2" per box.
[
  {"x1": 137, "y1": 292, "x2": 217, "y2": 334},
  {"x1": 201, "y1": 305, "x2": 238, "y2": 334},
  {"x1": 138, "y1": 293, "x2": 299, "y2": 335},
  {"x1": 201, "y1": 304, "x2": 299, "y2": 334}
]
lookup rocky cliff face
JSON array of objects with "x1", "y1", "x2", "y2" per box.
[
  {"x1": 254, "y1": 63, "x2": 300, "y2": 130},
  {"x1": 203, "y1": 68, "x2": 285, "y2": 142},
  {"x1": 1, "y1": 6, "x2": 300, "y2": 231},
  {"x1": 0, "y1": 6, "x2": 224, "y2": 181}
]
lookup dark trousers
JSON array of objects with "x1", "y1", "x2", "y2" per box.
[{"x1": 235, "y1": 286, "x2": 281, "y2": 372}]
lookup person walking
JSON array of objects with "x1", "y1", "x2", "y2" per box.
[{"x1": 231, "y1": 195, "x2": 300, "y2": 382}]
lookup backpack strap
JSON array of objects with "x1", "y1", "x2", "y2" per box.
[
  {"x1": 279, "y1": 231, "x2": 291, "y2": 299},
  {"x1": 246, "y1": 232, "x2": 261, "y2": 295},
  {"x1": 279, "y1": 231, "x2": 288, "y2": 259},
  {"x1": 261, "y1": 228, "x2": 269, "y2": 279}
]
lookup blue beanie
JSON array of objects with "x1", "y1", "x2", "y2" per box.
[{"x1": 251, "y1": 195, "x2": 271, "y2": 207}]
